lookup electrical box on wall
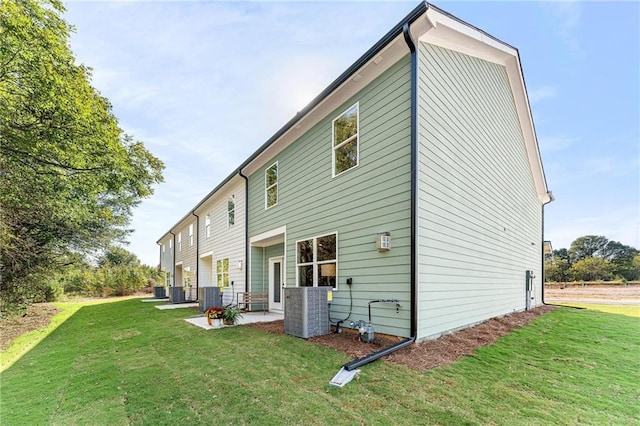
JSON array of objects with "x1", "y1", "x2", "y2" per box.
[{"x1": 376, "y1": 232, "x2": 391, "y2": 251}]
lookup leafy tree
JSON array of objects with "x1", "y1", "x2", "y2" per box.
[
  {"x1": 569, "y1": 257, "x2": 614, "y2": 282},
  {"x1": 99, "y1": 246, "x2": 141, "y2": 268},
  {"x1": 568, "y1": 236, "x2": 609, "y2": 263},
  {"x1": 544, "y1": 259, "x2": 570, "y2": 282},
  {"x1": 552, "y1": 248, "x2": 569, "y2": 262},
  {"x1": 600, "y1": 241, "x2": 638, "y2": 263},
  {"x1": 0, "y1": 0, "x2": 164, "y2": 310}
]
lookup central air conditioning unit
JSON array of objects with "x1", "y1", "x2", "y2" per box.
[
  {"x1": 198, "y1": 286, "x2": 221, "y2": 312},
  {"x1": 284, "y1": 287, "x2": 331, "y2": 339},
  {"x1": 169, "y1": 286, "x2": 185, "y2": 303}
]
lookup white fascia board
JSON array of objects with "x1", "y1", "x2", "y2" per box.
[{"x1": 420, "y1": 7, "x2": 551, "y2": 204}]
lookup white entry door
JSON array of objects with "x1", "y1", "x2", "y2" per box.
[{"x1": 269, "y1": 257, "x2": 284, "y2": 312}]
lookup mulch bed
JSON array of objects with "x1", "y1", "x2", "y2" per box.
[
  {"x1": 248, "y1": 305, "x2": 556, "y2": 370},
  {"x1": 0, "y1": 303, "x2": 60, "y2": 352}
]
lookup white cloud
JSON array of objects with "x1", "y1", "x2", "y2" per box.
[
  {"x1": 528, "y1": 86, "x2": 558, "y2": 105},
  {"x1": 538, "y1": 135, "x2": 578, "y2": 153},
  {"x1": 545, "y1": 206, "x2": 640, "y2": 250},
  {"x1": 543, "y1": 1, "x2": 584, "y2": 55}
]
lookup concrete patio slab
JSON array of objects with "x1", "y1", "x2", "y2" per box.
[
  {"x1": 185, "y1": 311, "x2": 283, "y2": 330},
  {"x1": 141, "y1": 298, "x2": 169, "y2": 303},
  {"x1": 155, "y1": 302, "x2": 199, "y2": 310}
]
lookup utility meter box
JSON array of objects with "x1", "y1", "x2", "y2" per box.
[{"x1": 284, "y1": 287, "x2": 331, "y2": 339}]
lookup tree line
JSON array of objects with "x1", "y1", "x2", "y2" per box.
[
  {"x1": 1, "y1": 0, "x2": 164, "y2": 313},
  {"x1": 545, "y1": 235, "x2": 639, "y2": 282}
]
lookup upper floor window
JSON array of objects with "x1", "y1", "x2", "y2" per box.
[
  {"x1": 162, "y1": 244, "x2": 165, "y2": 253},
  {"x1": 178, "y1": 233, "x2": 182, "y2": 252},
  {"x1": 189, "y1": 224, "x2": 194, "y2": 246},
  {"x1": 228, "y1": 195, "x2": 235, "y2": 226},
  {"x1": 332, "y1": 103, "x2": 359, "y2": 177},
  {"x1": 296, "y1": 233, "x2": 337, "y2": 289},
  {"x1": 205, "y1": 213, "x2": 211, "y2": 238},
  {"x1": 265, "y1": 162, "x2": 278, "y2": 209},
  {"x1": 169, "y1": 239, "x2": 172, "y2": 251}
]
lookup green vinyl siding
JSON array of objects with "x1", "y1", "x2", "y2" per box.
[
  {"x1": 250, "y1": 243, "x2": 284, "y2": 293},
  {"x1": 416, "y1": 43, "x2": 543, "y2": 340},
  {"x1": 248, "y1": 55, "x2": 413, "y2": 337}
]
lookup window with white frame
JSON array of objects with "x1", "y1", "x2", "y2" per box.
[
  {"x1": 216, "y1": 258, "x2": 229, "y2": 287},
  {"x1": 184, "y1": 267, "x2": 191, "y2": 288},
  {"x1": 189, "y1": 224, "x2": 194, "y2": 246},
  {"x1": 169, "y1": 239, "x2": 172, "y2": 250},
  {"x1": 297, "y1": 233, "x2": 337, "y2": 288},
  {"x1": 332, "y1": 103, "x2": 359, "y2": 176},
  {"x1": 205, "y1": 213, "x2": 211, "y2": 238},
  {"x1": 162, "y1": 244, "x2": 165, "y2": 253},
  {"x1": 265, "y1": 162, "x2": 278, "y2": 209},
  {"x1": 178, "y1": 233, "x2": 182, "y2": 252},
  {"x1": 228, "y1": 195, "x2": 235, "y2": 226},
  {"x1": 165, "y1": 271, "x2": 171, "y2": 287}
]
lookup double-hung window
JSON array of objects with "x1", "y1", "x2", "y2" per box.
[
  {"x1": 184, "y1": 267, "x2": 191, "y2": 288},
  {"x1": 297, "y1": 233, "x2": 337, "y2": 289},
  {"x1": 228, "y1": 195, "x2": 235, "y2": 226},
  {"x1": 216, "y1": 258, "x2": 229, "y2": 287},
  {"x1": 332, "y1": 103, "x2": 359, "y2": 176},
  {"x1": 265, "y1": 162, "x2": 278, "y2": 209},
  {"x1": 178, "y1": 233, "x2": 182, "y2": 252},
  {"x1": 189, "y1": 224, "x2": 194, "y2": 246},
  {"x1": 205, "y1": 214, "x2": 211, "y2": 238}
]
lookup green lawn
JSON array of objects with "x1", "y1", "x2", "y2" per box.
[{"x1": 1, "y1": 300, "x2": 638, "y2": 425}]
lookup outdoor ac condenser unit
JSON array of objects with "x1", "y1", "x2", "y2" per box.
[
  {"x1": 169, "y1": 286, "x2": 185, "y2": 303},
  {"x1": 198, "y1": 286, "x2": 221, "y2": 312},
  {"x1": 284, "y1": 287, "x2": 331, "y2": 339}
]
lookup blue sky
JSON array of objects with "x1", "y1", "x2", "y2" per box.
[{"x1": 64, "y1": 1, "x2": 639, "y2": 265}]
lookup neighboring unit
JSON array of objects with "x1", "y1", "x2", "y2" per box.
[{"x1": 156, "y1": 2, "x2": 552, "y2": 341}]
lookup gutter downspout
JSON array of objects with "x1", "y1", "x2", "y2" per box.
[
  {"x1": 192, "y1": 212, "x2": 200, "y2": 301},
  {"x1": 239, "y1": 170, "x2": 250, "y2": 292},
  {"x1": 157, "y1": 243, "x2": 162, "y2": 272},
  {"x1": 169, "y1": 231, "x2": 176, "y2": 287},
  {"x1": 334, "y1": 16, "x2": 422, "y2": 383},
  {"x1": 541, "y1": 192, "x2": 554, "y2": 305},
  {"x1": 404, "y1": 20, "x2": 419, "y2": 339}
]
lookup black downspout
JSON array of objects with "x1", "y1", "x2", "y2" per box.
[
  {"x1": 169, "y1": 231, "x2": 176, "y2": 286},
  {"x1": 157, "y1": 243, "x2": 162, "y2": 272},
  {"x1": 403, "y1": 21, "x2": 419, "y2": 338},
  {"x1": 192, "y1": 212, "x2": 200, "y2": 301},
  {"x1": 238, "y1": 171, "x2": 250, "y2": 292},
  {"x1": 341, "y1": 16, "x2": 422, "y2": 374}
]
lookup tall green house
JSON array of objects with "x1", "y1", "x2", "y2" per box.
[{"x1": 158, "y1": 2, "x2": 552, "y2": 341}]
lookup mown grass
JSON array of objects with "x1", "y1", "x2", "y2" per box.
[
  {"x1": 1, "y1": 300, "x2": 638, "y2": 425},
  {"x1": 550, "y1": 302, "x2": 639, "y2": 317}
]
